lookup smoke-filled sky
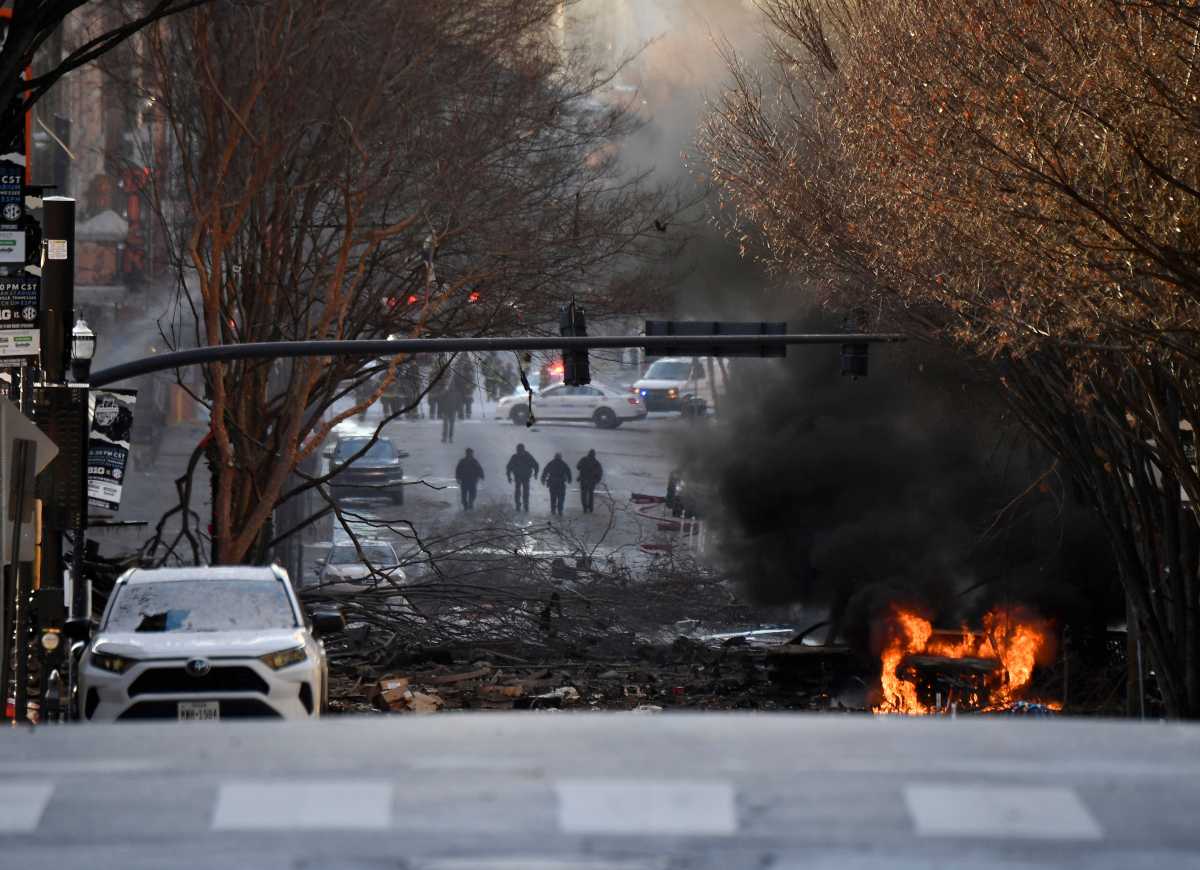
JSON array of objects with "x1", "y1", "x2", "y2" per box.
[
  {"x1": 568, "y1": 0, "x2": 761, "y2": 180},
  {"x1": 566, "y1": 0, "x2": 775, "y2": 318}
]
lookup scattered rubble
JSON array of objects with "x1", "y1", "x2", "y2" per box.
[{"x1": 331, "y1": 628, "x2": 861, "y2": 714}]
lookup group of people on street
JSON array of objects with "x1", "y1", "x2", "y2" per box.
[
  {"x1": 434, "y1": 353, "x2": 519, "y2": 438},
  {"x1": 453, "y1": 444, "x2": 604, "y2": 515},
  {"x1": 353, "y1": 352, "x2": 518, "y2": 438}
]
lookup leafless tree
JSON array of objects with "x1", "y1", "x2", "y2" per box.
[
  {"x1": 138, "y1": 0, "x2": 679, "y2": 564},
  {"x1": 701, "y1": 0, "x2": 1200, "y2": 715}
]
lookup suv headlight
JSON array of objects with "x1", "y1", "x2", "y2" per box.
[
  {"x1": 90, "y1": 651, "x2": 136, "y2": 673},
  {"x1": 259, "y1": 645, "x2": 308, "y2": 670}
]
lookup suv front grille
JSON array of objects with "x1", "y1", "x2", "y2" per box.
[
  {"x1": 128, "y1": 665, "x2": 269, "y2": 698},
  {"x1": 641, "y1": 390, "x2": 679, "y2": 410}
]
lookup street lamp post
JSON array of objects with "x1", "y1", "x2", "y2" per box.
[
  {"x1": 57, "y1": 319, "x2": 95, "y2": 721},
  {"x1": 71, "y1": 319, "x2": 95, "y2": 384},
  {"x1": 68, "y1": 318, "x2": 95, "y2": 623}
]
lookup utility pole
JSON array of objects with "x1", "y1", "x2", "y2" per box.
[
  {"x1": 33, "y1": 197, "x2": 85, "y2": 720},
  {"x1": 36, "y1": 197, "x2": 75, "y2": 610}
]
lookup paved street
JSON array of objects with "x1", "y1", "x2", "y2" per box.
[
  {"x1": 0, "y1": 714, "x2": 1197, "y2": 868},
  {"x1": 324, "y1": 393, "x2": 699, "y2": 570}
]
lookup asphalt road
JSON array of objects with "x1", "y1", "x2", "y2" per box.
[
  {"x1": 326, "y1": 396, "x2": 695, "y2": 561},
  {"x1": 1, "y1": 714, "x2": 1197, "y2": 868}
]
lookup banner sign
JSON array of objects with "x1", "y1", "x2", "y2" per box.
[
  {"x1": 87, "y1": 389, "x2": 137, "y2": 512},
  {"x1": 0, "y1": 159, "x2": 23, "y2": 224},
  {"x1": 0, "y1": 276, "x2": 38, "y2": 359}
]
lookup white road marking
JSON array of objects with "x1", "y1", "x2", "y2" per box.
[
  {"x1": 0, "y1": 759, "x2": 164, "y2": 775},
  {"x1": 904, "y1": 783, "x2": 1103, "y2": 840},
  {"x1": 420, "y1": 862, "x2": 664, "y2": 870},
  {"x1": 0, "y1": 780, "x2": 54, "y2": 831},
  {"x1": 556, "y1": 779, "x2": 737, "y2": 835},
  {"x1": 212, "y1": 781, "x2": 392, "y2": 830}
]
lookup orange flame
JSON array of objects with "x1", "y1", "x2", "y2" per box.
[{"x1": 873, "y1": 606, "x2": 1054, "y2": 715}]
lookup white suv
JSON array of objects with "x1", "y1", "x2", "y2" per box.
[{"x1": 74, "y1": 565, "x2": 342, "y2": 722}]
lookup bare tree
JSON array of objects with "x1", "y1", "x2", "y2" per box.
[
  {"x1": 701, "y1": 0, "x2": 1200, "y2": 715},
  {"x1": 140, "y1": 0, "x2": 676, "y2": 565}
]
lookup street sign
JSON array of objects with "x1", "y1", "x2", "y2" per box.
[
  {"x1": 643, "y1": 320, "x2": 788, "y2": 359},
  {"x1": 87, "y1": 389, "x2": 137, "y2": 512},
  {"x1": 0, "y1": 398, "x2": 58, "y2": 565},
  {"x1": 0, "y1": 158, "x2": 23, "y2": 225},
  {"x1": 0, "y1": 226, "x2": 24, "y2": 263},
  {"x1": 0, "y1": 276, "x2": 38, "y2": 359}
]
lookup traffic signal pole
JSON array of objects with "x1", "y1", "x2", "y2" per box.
[{"x1": 89, "y1": 333, "x2": 908, "y2": 388}]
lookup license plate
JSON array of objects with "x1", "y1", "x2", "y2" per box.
[{"x1": 177, "y1": 701, "x2": 219, "y2": 722}]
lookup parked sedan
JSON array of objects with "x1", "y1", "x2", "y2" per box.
[
  {"x1": 316, "y1": 540, "x2": 407, "y2": 593},
  {"x1": 495, "y1": 383, "x2": 646, "y2": 428},
  {"x1": 326, "y1": 435, "x2": 406, "y2": 503},
  {"x1": 74, "y1": 565, "x2": 343, "y2": 722}
]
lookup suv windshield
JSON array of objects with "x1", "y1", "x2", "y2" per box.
[
  {"x1": 329, "y1": 544, "x2": 396, "y2": 565},
  {"x1": 644, "y1": 361, "x2": 692, "y2": 380},
  {"x1": 105, "y1": 580, "x2": 297, "y2": 632},
  {"x1": 335, "y1": 438, "x2": 396, "y2": 462}
]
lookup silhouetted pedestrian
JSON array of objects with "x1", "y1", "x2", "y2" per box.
[
  {"x1": 576, "y1": 449, "x2": 603, "y2": 513},
  {"x1": 484, "y1": 353, "x2": 501, "y2": 401},
  {"x1": 541, "y1": 452, "x2": 572, "y2": 516},
  {"x1": 455, "y1": 448, "x2": 484, "y2": 510},
  {"x1": 506, "y1": 443, "x2": 540, "y2": 512},
  {"x1": 439, "y1": 382, "x2": 464, "y2": 443},
  {"x1": 453, "y1": 360, "x2": 475, "y2": 419}
]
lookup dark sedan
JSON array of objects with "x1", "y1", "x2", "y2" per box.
[{"x1": 327, "y1": 436, "x2": 406, "y2": 504}]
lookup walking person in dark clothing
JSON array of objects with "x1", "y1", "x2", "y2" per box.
[
  {"x1": 506, "y1": 443, "x2": 540, "y2": 512},
  {"x1": 576, "y1": 449, "x2": 603, "y2": 513},
  {"x1": 439, "y1": 382, "x2": 464, "y2": 443},
  {"x1": 455, "y1": 448, "x2": 484, "y2": 510},
  {"x1": 541, "y1": 452, "x2": 572, "y2": 516},
  {"x1": 453, "y1": 360, "x2": 475, "y2": 419},
  {"x1": 483, "y1": 353, "x2": 501, "y2": 401}
]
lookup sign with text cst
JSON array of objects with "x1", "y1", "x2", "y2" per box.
[{"x1": 0, "y1": 276, "x2": 39, "y2": 360}]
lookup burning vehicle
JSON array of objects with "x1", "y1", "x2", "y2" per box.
[{"x1": 872, "y1": 606, "x2": 1059, "y2": 715}]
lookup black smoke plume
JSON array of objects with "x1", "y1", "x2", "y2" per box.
[{"x1": 673, "y1": 308, "x2": 1120, "y2": 641}]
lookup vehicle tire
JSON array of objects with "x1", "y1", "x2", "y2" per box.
[
  {"x1": 511, "y1": 406, "x2": 530, "y2": 426},
  {"x1": 594, "y1": 407, "x2": 617, "y2": 429}
]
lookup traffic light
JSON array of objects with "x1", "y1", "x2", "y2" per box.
[{"x1": 559, "y1": 301, "x2": 589, "y2": 386}]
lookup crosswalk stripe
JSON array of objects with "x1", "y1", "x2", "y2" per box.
[
  {"x1": 556, "y1": 779, "x2": 737, "y2": 835},
  {"x1": 212, "y1": 780, "x2": 393, "y2": 830},
  {"x1": 0, "y1": 780, "x2": 54, "y2": 832},
  {"x1": 420, "y1": 862, "x2": 664, "y2": 870},
  {"x1": 904, "y1": 783, "x2": 1103, "y2": 840}
]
